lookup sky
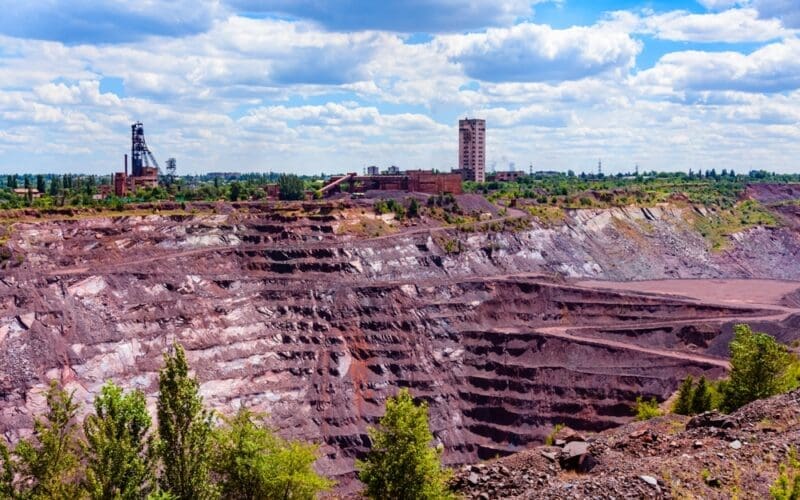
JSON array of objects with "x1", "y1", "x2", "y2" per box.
[{"x1": 0, "y1": 0, "x2": 798, "y2": 176}]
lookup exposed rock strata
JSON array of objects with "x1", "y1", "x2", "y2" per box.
[{"x1": 0, "y1": 203, "x2": 798, "y2": 490}]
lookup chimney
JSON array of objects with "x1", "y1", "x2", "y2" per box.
[{"x1": 124, "y1": 154, "x2": 128, "y2": 176}]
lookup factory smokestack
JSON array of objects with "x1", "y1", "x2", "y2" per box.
[{"x1": 124, "y1": 154, "x2": 128, "y2": 176}]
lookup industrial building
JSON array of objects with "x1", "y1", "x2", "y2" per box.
[
  {"x1": 113, "y1": 122, "x2": 160, "y2": 196},
  {"x1": 492, "y1": 170, "x2": 526, "y2": 182},
  {"x1": 458, "y1": 118, "x2": 486, "y2": 183},
  {"x1": 321, "y1": 169, "x2": 462, "y2": 196}
]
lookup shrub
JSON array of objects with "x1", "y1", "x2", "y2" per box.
[
  {"x1": 357, "y1": 389, "x2": 454, "y2": 499},
  {"x1": 722, "y1": 324, "x2": 799, "y2": 412},
  {"x1": 544, "y1": 423, "x2": 565, "y2": 446},
  {"x1": 13, "y1": 381, "x2": 83, "y2": 498},
  {"x1": 212, "y1": 408, "x2": 332, "y2": 499},
  {"x1": 408, "y1": 198, "x2": 420, "y2": 218},
  {"x1": 771, "y1": 448, "x2": 800, "y2": 500},
  {"x1": 634, "y1": 396, "x2": 662, "y2": 421}
]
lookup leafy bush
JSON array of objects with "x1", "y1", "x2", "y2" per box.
[
  {"x1": 634, "y1": 396, "x2": 662, "y2": 421},
  {"x1": 84, "y1": 382, "x2": 156, "y2": 499},
  {"x1": 544, "y1": 423, "x2": 565, "y2": 446},
  {"x1": 722, "y1": 324, "x2": 799, "y2": 412},
  {"x1": 357, "y1": 389, "x2": 454, "y2": 499},
  {"x1": 212, "y1": 409, "x2": 332, "y2": 499},
  {"x1": 408, "y1": 198, "x2": 420, "y2": 218},
  {"x1": 12, "y1": 381, "x2": 83, "y2": 498}
]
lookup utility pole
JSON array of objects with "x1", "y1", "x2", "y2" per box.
[{"x1": 597, "y1": 159, "x2": 603, "y2": 176}]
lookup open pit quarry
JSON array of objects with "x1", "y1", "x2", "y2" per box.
[{"x1": 1, "y1": 196, "x2": 800, "y2": 491}]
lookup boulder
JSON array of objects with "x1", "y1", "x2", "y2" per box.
[
  {"x1": 552, "y1": 426, "x2": 586, "y2": 444},
  {"x1": 687, "y1": 411, "x2": 740, "y2": 430},
  {"x1": 560, "y1": 441, "x2": 596, "y2": 472}
]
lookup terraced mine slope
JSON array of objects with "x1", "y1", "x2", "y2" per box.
[{"x1": 1, "y1": 200, "x2": 799, "y2": 490}]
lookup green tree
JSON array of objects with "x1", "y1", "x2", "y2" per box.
[
  {"x1": 408, "y1": 198, "x2": 420, "y2": 218},
  {"x1": 157, "y1": 344, "x2": 217, "y2": 500},
  {"x1": 229, "y1": 182, "x2": 241, "y2": 202},
  {"x1": 672, "y1": 375, "x2": 694, "y2": 415},
  {"x1": 36, "y1": 175, "x2": 46, "y2": 195},
  {"x1": 83, "y1": 381, "x2": 156, "y2": 500},
  {"x1": 49, "y1": 176, "x2": 61, "y2": 197},
  {"x1": 357, "y1": 389, "x2": 453, "y2": 500},
  {"x1": 278, "y1": 174, "x2": 305, "y2": 201},
  {"x1": 690, "y1": 376, "x2": 712, "y2": 415},
  {"x1": 212, "y1": 408, "x2": 332, "y2": 500},
  {"x1": 13, "y1": 380, "x2": 83, "y2": 499},
  {"x1": 722, "y1": 324, "x2": 797, "y2": 412}
]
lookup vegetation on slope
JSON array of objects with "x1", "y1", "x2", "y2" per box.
[
  {"x1": 670, "y1": 324, "x2": 800, "y2": 418},
  {"x1": 357, "y1": 388, "x2": 454, "y2": 500},
  {"x1": 691, "y1": 200, "x2": 781, "y2": 252}
]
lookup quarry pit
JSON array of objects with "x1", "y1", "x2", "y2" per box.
[{"x1": 1, "y1": 199, "x2": 799, "y2": 490}]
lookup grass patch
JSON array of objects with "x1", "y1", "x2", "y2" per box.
[
  {"x1": 336, "y1": 217, "x2": 394, "y2": 238},
  {"x1": 524, "y1": 205, "x2": 565, "y2": 225},
  {"x1": 692, "y1": 200, "x2": 780, "y2": 252}
]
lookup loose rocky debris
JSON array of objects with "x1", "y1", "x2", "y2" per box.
[{"x1": 453, "y1": 389, "x2": 800, "y2": 498}]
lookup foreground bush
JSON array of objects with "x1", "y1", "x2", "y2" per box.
[
  {"x1": 722, "y1": 324, "x2": 799, "y2": 412},
  {"x1": 634, "y1": 397, "x2": 662, "y2": 421},
  {"x1": 84, "y1": 382, "x2": 156, "y2": 499},
  {"x1": 212, "y1": 408, "x2": 332, "y2": 499},
  {"x1": 357, "y1": 389, "x2": 453, "y2": 499}
]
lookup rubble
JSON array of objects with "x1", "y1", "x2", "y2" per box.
[{"x1": 454, "y1": 390, "x2": 800, "y2": 498}]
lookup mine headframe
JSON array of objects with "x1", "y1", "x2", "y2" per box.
[{"x1": 131, "y1": 121, "x2": 160, "y2": 176}]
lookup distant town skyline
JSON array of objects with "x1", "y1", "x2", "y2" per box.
[{"x1": 0, "y1": 0, "x2": 799, "y2": 175}]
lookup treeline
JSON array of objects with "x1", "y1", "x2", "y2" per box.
[
  {"x1": 467, "y1": 169, "x2": 800, "y2": 210},
  {"x1": 0, "y1": 173, "x2": 323, "y2": 209},
  {"x1": 0, "y1": 345, "x2": 455, "y2": 500}
]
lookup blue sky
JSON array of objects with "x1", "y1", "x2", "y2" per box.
[{"x1": 0, "y1": 0, "x2": 798, "y2": 175}]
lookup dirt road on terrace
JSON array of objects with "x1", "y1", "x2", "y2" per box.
[
  {"x1": 518, "y1": 278, "x2": 800, "y2": 369},
  {"x1": 490, "y1": 326, "x2": 731, "y2": 369},
  {"x1": 575, "y1": 279, "x2": 800, "y2": 309}
]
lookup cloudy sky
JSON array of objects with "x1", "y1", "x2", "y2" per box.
[{"x1": 0, "y1": 0, "x2": 798, "y2": 175}]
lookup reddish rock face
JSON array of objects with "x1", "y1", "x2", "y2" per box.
[{"x1": 0, "y1": 203, "x2": 799, "y2": 491}]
